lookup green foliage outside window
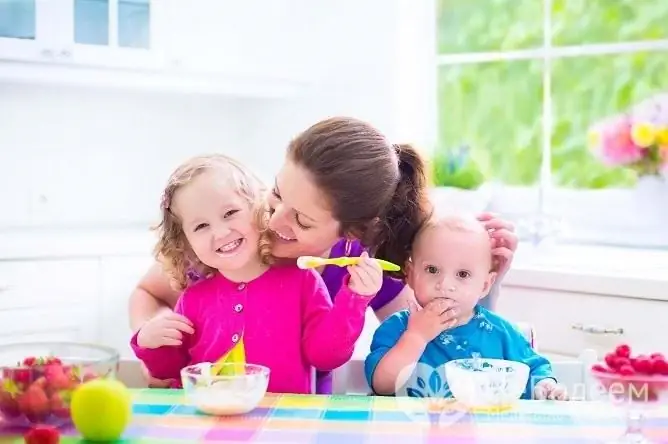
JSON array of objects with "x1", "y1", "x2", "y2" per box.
[{"x1": 434, "y1": 0, "x2": 668, "y2": 189}]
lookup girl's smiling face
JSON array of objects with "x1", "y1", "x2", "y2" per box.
[{"x1": 172, "y1": 171, "x2": 261, "y2": 275}]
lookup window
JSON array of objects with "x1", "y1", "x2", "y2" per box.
[{"x1": 434, "y1": 0, "x2": 668, "y2": 249}]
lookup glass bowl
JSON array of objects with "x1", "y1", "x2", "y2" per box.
[
  {"x1": 181, "y1": 363, "x2": 270, "y2": 416},
  {"x1": 591, "y1": 366, "x2": 668, "y2": 443},
  {"x1": 0, "y1": 342, "x2": 120, "y2": 428},
  {"x1": 444, "y1": 358, "x2": 529, "y2": 412}
]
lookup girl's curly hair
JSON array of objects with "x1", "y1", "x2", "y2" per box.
[{"x1": 153, "y1": 154, "x2": 273, "y2": 290}]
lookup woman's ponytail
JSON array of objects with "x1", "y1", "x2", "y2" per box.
[{"x1": 373, "y1": 143, "x2": 432, "y2": 276}]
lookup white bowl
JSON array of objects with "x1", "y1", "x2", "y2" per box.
[
  {"x1": 180, "y1": 363, "x2": 270, "y2": 416},
  {"x1": 444, "y1": 358, "x2": 529, "y2": 410}
]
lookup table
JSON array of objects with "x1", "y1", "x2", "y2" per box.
[{"x1": 2, "y1": 389, "x2": 668, "y2": 443}]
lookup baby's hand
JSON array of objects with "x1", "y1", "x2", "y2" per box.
[
  {"x1": 137, "y1": 311, "x2": 195, "y2": 349},
  {"x1": 405, "y1": 298, "x2": 458, "y2": 343},
  {"x1": 346, "y1": 251, "x2": 383, "y2": 297},
  {"x1": 533, "y1": 379, "x2": 568, "y2": 400}
]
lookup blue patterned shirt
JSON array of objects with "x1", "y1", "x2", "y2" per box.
[{"x1": 364, "y1": 305, "x2": 554, "y2": 399}]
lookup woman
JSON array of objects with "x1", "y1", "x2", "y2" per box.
[{"x1": 129, "y1": 117, "x2": 518, "y2": 390}]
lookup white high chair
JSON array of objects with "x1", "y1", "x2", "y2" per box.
[{"x1": 332, "y1": 321, "x2": 600, "y2": 400}]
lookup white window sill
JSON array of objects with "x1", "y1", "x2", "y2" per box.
[{"x1": 506, "y1": 242, "x2": 668, "y2": 302}]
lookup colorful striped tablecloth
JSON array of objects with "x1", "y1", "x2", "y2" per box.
[{"x1": 2, "y1": 389, "x2": 668, "y2": 443}]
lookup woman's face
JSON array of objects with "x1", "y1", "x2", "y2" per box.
[{"x1": 267, "y1": 159, "x2": 341, "y2": 258}]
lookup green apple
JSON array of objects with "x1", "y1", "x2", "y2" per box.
[{"x1": 71, "y1": 378, "x2": 132, "y2": 441}]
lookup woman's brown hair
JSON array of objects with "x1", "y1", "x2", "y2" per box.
[
  {"x1": 154, "y1": 154, "x2": 272, "y2": 290},
  {"x1": 287, "y1": 117, "x2": 432, "y2": 276}
]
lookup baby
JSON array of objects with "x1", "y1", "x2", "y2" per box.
[{"x1": 364, "y1": 213, "x2": 567, "y2": 400}]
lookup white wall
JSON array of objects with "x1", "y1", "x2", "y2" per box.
[{"x1": 0, "y1": 0, "x2": 435, "y2": 234}]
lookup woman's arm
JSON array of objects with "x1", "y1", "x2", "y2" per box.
[{"x1": 128, "y1": 262, "x2": 181, "y2": 331}]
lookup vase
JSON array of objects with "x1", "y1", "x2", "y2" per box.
[{"x1": 633, "y1": 174, "x2": 668, "y2": 222}]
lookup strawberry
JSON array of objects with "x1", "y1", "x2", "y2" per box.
[
  {"x1": 24, "y1": 425, "x2": 60, "y2": 444},
  {"x1": 0, "y1": 389, "x2": 21, "y2": 417},
  {"x1": 48, "y1": 392, "x2": 70, "y2": 418},
  {"x1": 22, "y1": 357, "x2": 37, "y2": 367},
  {"x1": 615, "y1": 344, "x2": 631, "y2": 359},
  {"x1": 17, "y1": 385, "x2": 50, "y2": 423},
  {"x1": 45, "y1": 357, "x2": 62, "y2": 366},
  {"x1": 632, "y1": 355, "x2": 653, "y2": 374},
  {"x1": 3, "y1": 368, "x2": 34, "y2": 388},
  {"x1": 44, "y1": 365, "x2": 72, "y2": 391}
]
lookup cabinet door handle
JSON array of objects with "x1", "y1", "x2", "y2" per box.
[{"x1": 571, "y1": 323, "x2": 624, "y2": 335}]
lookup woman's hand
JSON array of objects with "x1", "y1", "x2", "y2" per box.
[
  {"x1": 477, "y1": 212, "x2": 518, "y2": 279},
  {"x1": 347, "y1": 251, "x2": 383, "y2": 296}
]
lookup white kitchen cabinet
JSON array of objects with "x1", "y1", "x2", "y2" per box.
[
  {"x1": 497, "y1": 286, "x2": 668, "y2": 359},
  {"x1": 0, "y1": 0, "x2": 164, "y2": 70},
  {"x1": 0, "y1": 258, "x2": 101, "y2": 344},
  {"x1": 0, "y1": 0, "x2": 310, "y2": 96},
  {"x1": 98, "y1": 254, "x2": 155, "y2": 359}
]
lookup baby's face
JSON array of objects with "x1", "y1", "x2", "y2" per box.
[{"x1": 407, "y1": 223, "x2": 496, "y2": 319}]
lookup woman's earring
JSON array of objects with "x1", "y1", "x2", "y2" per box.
[{"x1": 344, "y1": 239, "x2": 352, "y2": 256}]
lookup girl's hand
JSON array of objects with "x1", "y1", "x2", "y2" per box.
[
  {"x1": 140, "y1": 362, "x2": 174, "y2": 388},
  {"x1": 347, "y1": 251, "x2": 383, "y2": 297},
  {"x1": 137, "y1": 311, "x2": 195, "y2": 349},
  {"x1": 406, "y1": 298, "x2": 458, "y2": 344},
  {"x1": 477, "y1": 212, "x2": 518, "y2": 279}
]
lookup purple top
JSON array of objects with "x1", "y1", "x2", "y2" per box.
[{"x1": 315, "y1": 239, "x2": 406, "y2": 394}]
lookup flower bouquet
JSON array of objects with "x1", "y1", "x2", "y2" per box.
[{"x1": 588, "y1": 93, "x2": 668, "y2": 178}]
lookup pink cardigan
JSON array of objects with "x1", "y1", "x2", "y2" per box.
[{"x1": 131, "y1": 264, "x2": 371, "y2": 394}]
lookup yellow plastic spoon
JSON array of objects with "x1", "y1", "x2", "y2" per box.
[{"x1": 297, "y1": 255, "x2": 401, "y2": 272}]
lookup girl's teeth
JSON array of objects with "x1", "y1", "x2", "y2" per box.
[{"x1": 219, "y1": 239, "x2": 241, "y2": 252}]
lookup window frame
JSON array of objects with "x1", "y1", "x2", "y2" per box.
[{"x1": 433, "y1": 1, "x2": 668, "y2": 249}]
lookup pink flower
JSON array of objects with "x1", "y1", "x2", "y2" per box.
[{"x1": 589, "y1": 114, "x2": 645, "y2": 166}]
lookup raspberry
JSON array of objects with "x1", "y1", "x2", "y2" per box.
[
  {"x1": 650, "y1": 353, "x2": 665, "y2": 361},
  {"x1": 605, "y1": 353, "x2": 619, "y2": 369},
  {"x1": 618, "y1": 365, "x2": 635, "y2": 376},
  {"x1": 652, "y1": 357, "x2": 668, "y2": 375},
  {"x1": 615, "y1": 357, "x2": 631, "y2": 369},
  {"x1": 632, "y1": 356, "x2": 653, "y2": 374},
  {"x1": 592, "y1": 364, "x2": 608, "y2": 373},
  {"x1": 615, "y1": 344, "x2": 631, "y2": 359}
]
